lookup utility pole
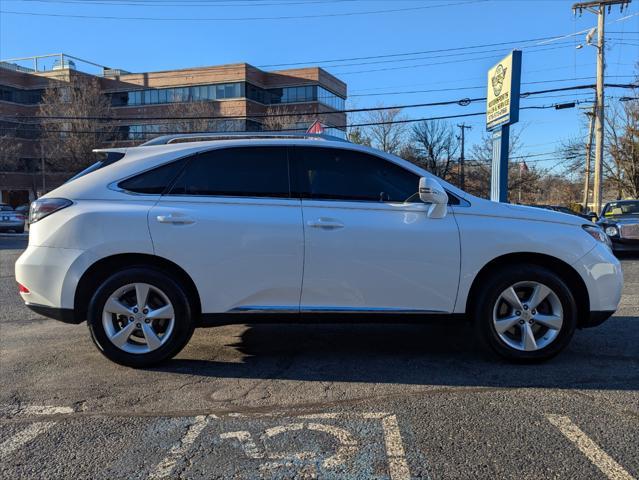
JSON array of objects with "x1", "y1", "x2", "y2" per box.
[
  {"x1": 573, "y1": 0, "x2": 631, "y2": 214},
  {"x1": 457, "y1": 123, "x2": 471, "y2": 190},
  {"x1": 582, "y1": 106, "x2": 596, "y2": 212}
]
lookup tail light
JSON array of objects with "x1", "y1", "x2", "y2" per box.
[
  {"x1": 18, "y1": 283, "x2": 29, "y2": 294},
  {"x1": 29, "y1": 198, "x2": 73, "y2": 224}
]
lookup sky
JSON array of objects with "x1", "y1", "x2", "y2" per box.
[{"x1": 0, "y1": 0, "x2": 637, "y2": 173}]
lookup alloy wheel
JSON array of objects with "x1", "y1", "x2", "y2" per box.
[
  {"x1": 492, "y1": 281, "x2": 564, "y2": 352},
  {"x1": 101, "y1": 282, "x2": 175, "y2": 354}
]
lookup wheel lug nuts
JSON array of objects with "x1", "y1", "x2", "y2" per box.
[
  {"x1": 523, "y1": 305, "x2": 528, "y2": 310},
  {"x1": 529, "y1": 319, "x2": 534, "y2": 324},
  {"x1": 144, "y1": 318, "x2": 150, "y2": 323},
  {"x1": 129, "y1": 316, "x2": 134, "y2": 321},
  {"x1": 143, "y1": 309, "x2": 149, "y2": 314},
  {"x1": 515, "y1": 310, "x2": 521, "y2": 316},
  {"x1": 133, "y1": 308, "x2": 138, "y2": 313},
  {"x1": 531, "y1": 309, "x2": 537, "y2": 315},
  {"x1": 136, "y1": 323, "x2": 142, "y2": 328},
  {"x1": 519, "y1": 320, "x2": 525, "y2": 325}
]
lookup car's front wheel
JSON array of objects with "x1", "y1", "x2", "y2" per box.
[
  {"x1": 474, "y1": 265, "x2": 577, "y2": 362},
  {"x1": 87, "y1": 267, "x2": 195, "y2": 367}
]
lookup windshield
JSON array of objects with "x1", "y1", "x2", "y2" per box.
[
  {"x1": 602, "y1": 201, "x2": 639, "y2": 216},
  {"x1": 65, "y1": 152, "x2": 126, "y2": 184}
]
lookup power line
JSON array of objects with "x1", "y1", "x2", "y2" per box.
[
  {"x1": 0, "y1": 1, "x2": 486, "y2": 21},
  {"x1": 11, "y1": 83, "x2": 634, "y2": 122},
  {"x1": 0, "y1": 101, "x2": 603, "y2": 135}
]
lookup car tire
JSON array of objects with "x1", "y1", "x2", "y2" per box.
[
  {"x1": 474, "y1": 264, "x2": 577, "y2": 362},
  {"x1": 87, "y1": 267, "x2": 195, "y2": 368}
]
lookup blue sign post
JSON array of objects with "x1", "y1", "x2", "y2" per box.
[{"x1": 486, "y1": 50, "x2": 522, "y2": 203}]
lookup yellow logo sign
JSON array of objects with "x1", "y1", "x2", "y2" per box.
[
  {"x1": 491, "y1": 64, "x2": 507, "y2": 97},
  {"x1": 486, "y1": 51, "x2": 520, "y2": 130}
]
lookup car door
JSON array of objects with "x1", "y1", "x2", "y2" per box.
[
  {"x1": 148, "y1": 146, "x2": 304, "y2": 314},
  {"x1": 293, "y1": 146, "x2": 461, "y2": 313}
]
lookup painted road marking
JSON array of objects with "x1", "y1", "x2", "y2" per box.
[
  {"x1": 547, "y1": 414, "x2": 635, "y2": 480},
  {"x1": 1, "y1": 407, "x2": 411, "y2": 479},
  {"x1": 148, "y1": 414, "x2": 216, "y2": 480},
  {"x1": 219, "y1": 412, "x2": 410, "y2": 479},
  {"x1": 381, "y1": 414, "x2": 411, "y2": 480},
  {"x1": 0, "y1": 405, "x2": 74, "y2": 459},
  {"x1": 0, "y1": 421, "x2": 57, "y2": 458}
]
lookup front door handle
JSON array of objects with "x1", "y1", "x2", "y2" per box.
[
  {"x1": 307, "y1": 218, "x2": 344, "y2": 230},
  {"x1": 156, "y1": 214, "x2": 195, "y2": 225}
]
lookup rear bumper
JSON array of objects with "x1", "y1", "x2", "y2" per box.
[{"x1": 25, "y1": 303, "x2": 80, "y2": 324}]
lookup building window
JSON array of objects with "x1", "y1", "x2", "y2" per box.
[
  {"x1": 318, "y1": 86, "x2": 345, "y2": 110},
  {"x1": 109, "y1": 82, "x2": 344, "y2": 108}
]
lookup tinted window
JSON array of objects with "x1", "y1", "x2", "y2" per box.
[
  {"x1": 295, "y1": 147, "x2": 419, "y2": 203},
  {"x1": 118, "y1": 159, "x2": 187, "y2": 194},
  {"x1": 168, "y1": 147, "x2": 290, "y2": 198},
  {"x1": 66, "y1": 152, "x2": 126, "y2": 184}
]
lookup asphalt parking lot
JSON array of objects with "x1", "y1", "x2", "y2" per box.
[{"x1": 1, "y1": 235, "x2": 637, "y2": 479}]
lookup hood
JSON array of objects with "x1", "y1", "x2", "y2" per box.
[
  {"x1": 466, "y1": 198, "x2": 589, "y2": 227},
  {"x1": 598, "y1": 214, "x2": 639, "y2": 225}
]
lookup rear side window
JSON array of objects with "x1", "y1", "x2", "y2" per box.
[
  {"x1": 66, "y1": 152, "x2": 126, "y2": 184},
  {"x1": 294, "y1": 147, "x2": 419, "y2": 203},
  {"x1": 118, "y1": 159, "x2": 187, "y2": 194},
  {"x1": 167, "y1": 147, "x2": 290, "y2": 198}
]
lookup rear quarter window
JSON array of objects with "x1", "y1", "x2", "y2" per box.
[{"x1": 118, "y1": 159, "x2": 187, "y2": 194}]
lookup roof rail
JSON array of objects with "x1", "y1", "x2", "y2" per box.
[{"x1": 139, "y1": 131, "x2": 349, "y2": 147}]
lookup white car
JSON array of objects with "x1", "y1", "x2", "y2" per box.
[{"x1": 15, "y1": 133, "x2": 622, "y2": 367}]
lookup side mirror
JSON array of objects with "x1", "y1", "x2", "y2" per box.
[{"x1": 419, "y1": 177, "x2": 448, "y2": 219}]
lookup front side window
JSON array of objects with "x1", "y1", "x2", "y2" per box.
[
  {"x1": 294, "y1": 147, "x2": 419, "y2": 203},
  {"x1": 168, "y1": 147, "x2": 290, "y2": 198}
]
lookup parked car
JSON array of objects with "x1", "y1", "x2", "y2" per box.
[
  {"x1": 15, "y1": 133, "x2": 622, "y2": 367},
  {"x1": 0, "y1": 203, "x2": 26, "y2": 233},
  {"x1": 530, "y1": 204, "x2": 597, "y2": 222},
  {"x1": 597, "y1": 199, "x2": 639, "y2": 253}
]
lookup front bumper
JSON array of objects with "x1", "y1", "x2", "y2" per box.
[{"x1": 610, "y1": 237, "x2": 639, "y2": 253}]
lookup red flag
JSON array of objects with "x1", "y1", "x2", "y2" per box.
[{"x1": 306, "y1": 120, "x2": 325, "y2": 134}]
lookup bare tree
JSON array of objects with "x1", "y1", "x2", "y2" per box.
[
  {"x1": 604, "y1": 97, "x2": 639, "y2": 199},
  {"x1": 261, "y1": 104, "x2": 314, "y2": 132},
  {"x1": 404, "y1": 120, "x2": 459, "y2": 181},
  {"x1": 466, "y1": 129, "x2": 525, "y2": 201},
  {"x1": 39, "y1": 74, "x2": 115, "y2": 172},
  {"x1": 0, "y1": 132, "x2": 23, "y2": 171},
  {"x1": 363, "y1": 107, "x2": 405, "y2": 154},
  {"x1": 160, "y1": 101, "x2": 241, "y2": 134}
]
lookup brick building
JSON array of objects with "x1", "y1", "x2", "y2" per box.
[{"x1": 0, "y1": 53, "x2": 347, "y2": 206}]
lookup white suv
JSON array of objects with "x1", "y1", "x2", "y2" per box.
[{"x1": 15, "y1": 133, "x2": 622, "y2": 367}]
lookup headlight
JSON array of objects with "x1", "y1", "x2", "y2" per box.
[
  {"x1": 29, "y1": 198, "x2": 73, "y2": 224},
  {"x1": 604, "y1": 225, "x2": 618, "y2": 237},
  {"x1": 583, "y1": 224, "x2": 612, "y2": 248}
]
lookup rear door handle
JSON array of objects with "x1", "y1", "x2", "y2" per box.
[
  {"x1": 307, "y1": 218, "x2": 344, "y2": 230},
  {"x1": 156, "y1": 214, "x2": 195, "y2": 225}
]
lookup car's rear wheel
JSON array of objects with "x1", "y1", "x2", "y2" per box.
[
  {"x1": 87, "y1": 267, "x2": 195, "y2": 367},
  {"x1": 474, "y1": 265, "x2": 577, "y2": 362}
]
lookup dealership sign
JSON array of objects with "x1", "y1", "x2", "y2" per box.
[{"x1": 486, "y1": 50, "x2": 522, "y2": 131}]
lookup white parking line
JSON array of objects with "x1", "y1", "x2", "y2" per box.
[
  {"x1": 547, "y1": 414, "x2": 635, "y2": 480},
  {"x1": 0, "y1": 405, "x2": 74, "y2": 459},
  {"x1": 148, "y1": 415, "x2": 215, "y2": 480},
  {"x1": 0, "y1": 421, "x2": 57, "y2": 458},
  {"x1": 381, "y1": 415, "x2": 411, "y2": 480}
]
